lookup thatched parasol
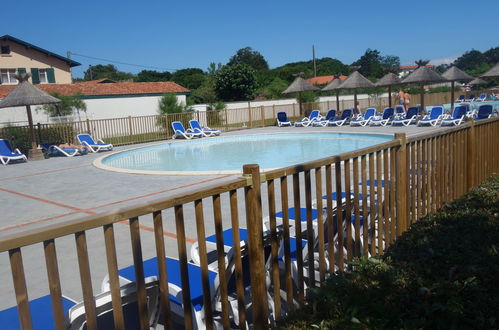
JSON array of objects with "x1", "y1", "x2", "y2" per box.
[
  {"x1": 282, "y1": 76, "x2": 319, "y2": 115},
  {"x1": 442, "y1": 66, "x2": 474, "y2": 113},
  {"x1": 321, "y1": 76, "x2": 343, "y2": 111},
  {"x1": 337, "y1": 71, "x2": 375, "y2": 113},
  {"x1": 469, "y1": 77, "x2": 487, "y2": 86},
  {"x1": 375, "y1": 72, "x2": 402, "y2": 108},
  {"x1": 0, "y1": 73, "x2": 60, "y2": 159},
  {"x1": 480, "y1": 63, "x2": 499, "y2": 78},
  {"x1": 402, "y1": 66, "x2": 447, "y2": 114}
]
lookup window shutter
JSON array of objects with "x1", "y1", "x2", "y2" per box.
[
  {"x1": 47, "y1": 68, "x2": 55, "y2": 83},
  {"x1": 17, "y1": 68, "x2": 26, "y2": 75},
  {"x1": 31, "y1": 68, "x2": 40, "y2": 84}
]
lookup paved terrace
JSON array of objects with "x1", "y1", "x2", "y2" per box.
[{"x1": 0, "y1": 124, "x2": 446, "y2": 311}]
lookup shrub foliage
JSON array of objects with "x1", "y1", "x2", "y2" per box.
[{"x1": 279, "y1": 174, "x2": 499, "y2": 329}]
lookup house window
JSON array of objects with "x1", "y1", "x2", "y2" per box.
[
  {"x1": 39, "y1": 69, "x2": 48, "y2": 83},
  {"x1": 0, "y1": 69, "x2": 17, "y2": 84},
  {"x1": 1, "y1": 46, "x2": 10, "y2": 54}
]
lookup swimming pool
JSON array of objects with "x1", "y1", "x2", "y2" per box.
[{"x1": 96, "y1": 133, "x2": 393, "y2": 175}]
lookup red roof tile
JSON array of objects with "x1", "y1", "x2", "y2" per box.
[
  {"x1": 0, "y1": 80, "x2": 190, "y2": 98},
  {"x1": 307, "y1": 75, "x2": 347, "y2": 85}
]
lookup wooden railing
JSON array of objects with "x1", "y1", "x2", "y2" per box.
[{"x1": 1, "y1": 117, "x2": 497, "y2": 329}]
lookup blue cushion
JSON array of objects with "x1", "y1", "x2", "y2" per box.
[
  {"x1": 275, "y1": 208, "x2": 319, "y2": 221},
  {"x1": 118, "y1": 257, "x2": 217, "y2": 312},
  {"x1": 206, "y1": 228, "x2": 248, "y2": 246},
  {"x1": 0, "y1": 295, "x2": 76, "y2": 330}
]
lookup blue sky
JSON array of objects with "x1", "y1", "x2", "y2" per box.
[{"x1": 4, "y1": 0, "x2": 498, "y2": 78}]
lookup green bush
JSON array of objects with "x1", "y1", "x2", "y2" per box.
[
  {"x1": 279, "y1": 174, "x2": 499, "y2": 329},
  {"x1": 0, "y1": 126, "x2": 31, "y2": 154}
]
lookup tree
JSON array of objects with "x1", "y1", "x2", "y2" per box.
[
  {"x1": 257, "y1": 77, "x2": 289, "y2": 100},
  {"x1": 214, "y1": 64, "x2": 258, "y2": 101},
  {"x1": 415, "y1": 59, "x2": 430, "y2": 67},
  {"x1": 207, "y1": 62, "x2": 222, "y2": 75},
  {"x1": 83, "y1": 64, "x2": 134, "y2": 81},
  {"x1": 39, "y1": 92, "x2": 86, "y2": 118},
  {"x1": 135, "y1": 70, "x2": 171, "y2": 82},
  {"x1": 158, "y1": 93, "x2": 184, "y2": 114},
  {"x1": 483, "y1": 47, "x2": 499, "y2": 65},
  {"x1": 171, "y1": 68, "x2": 206, "y2": 90},
  {"x1": 352, "y1": 49, "x2": 384, "y2": 79},
  {"x1": 454, "y1": 50, "x2": 487, "y2": 71},
  {"x1": 228, "y1": 47, "x2": 269, "y2": 71},
  {"x1": 380, "y1": 55, "x2": 400, "y2": 73}
]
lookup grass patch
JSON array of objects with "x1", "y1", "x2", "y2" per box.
[{"x1": 278, "y1": 174, "x2": 499, "y2": 329}]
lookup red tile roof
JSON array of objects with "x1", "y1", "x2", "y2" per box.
[
  {"x1": 307, "y1": 75, "x2": 348, "y2": 85},
  {"x1": 0, "y1": 80, "x2": 190, "y2": 98}
]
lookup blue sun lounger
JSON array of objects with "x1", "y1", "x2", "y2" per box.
[
  {"x1": 418, "y1": 106, "x2": 444, "y2": 126},
  {"x1": 294, "y1": 110, "x2": 321, "y2": 127},
  {"x1": 77, "y1": 134, "x2": 113, "y2": 152},
  {"x1": 474, "y1": 104, "x2": 493, "y2": 120},
  {"x1": 441, "y1": 105, "x2": 467, "y2": 126},
  {"x1": 350, "y1": 108, "x2": 376, "y2": 126},
  {"x1": 40, "y1": 143, "x2": 87, "y2": 157},
  {"x1": 370, "y1": 107, "x2": 394, "y2": 126},
  {"x1": 171, "y1": 121, "x2": 202, "y2": 139},
  {"x1": 391, "y1": 106, "x2": 419, "y2": 126},
  {"x1": 313, "y1": 109, "x2": 336, "y2": 127},
  {"x1": 189, "y1": 119, "x2": 221, "y2": 137},
  {"x1": 0, "y1": 139, "x2": 27, "y2": 165},
  {"x1": 328, "y1": 109, "x2": 352, "y2": 126},
  {"x1": 276, "y1": 112, "x2": 292, "y2": 126}
]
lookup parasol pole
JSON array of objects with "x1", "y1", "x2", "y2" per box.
[
  {"x1": 388, "y1": 86, "x2": 392, "y2": 108},
  {"x1": 450, "y1": 81, "x2": 455, "y2": 113},
  {"x1": 335, "y1": 90, "x2": 340, "y2": 112},
  {"x1": 25, "y1": 105, "x2": 37, "y2": 150},
  {"x1": 420, "y1": 85, "x2": 425, "y2": 116}
]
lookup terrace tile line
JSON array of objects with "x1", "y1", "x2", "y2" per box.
[{"x1": 0, "y1": 164, "x2": 90, "y2": 182}]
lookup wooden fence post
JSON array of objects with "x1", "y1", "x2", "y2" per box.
[
  {"x1": 128, "y1": 116, "x2": 133, "y2": 139},
  {"x1": 466, "y1": 121, "x2": 476, "y2": 190},
  {"x1": 248, "y1": 105, "x2": 252, "y2": 128},
  {"x1": 395, "y1": 133, "x2": 408, "y2": 236},
  {"x1": 260, "y1": 106, "x2": 265, "y2": 127},
  {"x1": 86, "y1": 119, "x2": 91, "y2": 134},
  {"x1": 272, "y1": 105, "x2": 276, "y2": 123},
  {"x1": 243, "y1": 164, "x2": 268, "y2": 328},
  {"x1": 224, "y1": 109, "x2": 229, "y2": 131}
]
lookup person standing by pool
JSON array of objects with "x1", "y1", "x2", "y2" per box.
[
  {"x1": 404, "y1": 90, "x2": 411, "y2": 111},
  {"x1": 396, "y1": 89, "x2": 405, "y2": 109}
]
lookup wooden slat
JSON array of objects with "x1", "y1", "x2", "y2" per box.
[
  {"x1": 409, "y1": 143, "x2": 416, "y2": 225},
  {"x1": 334, "y1": 160, "x2": 344, "y2": 270},
  {"x1": 9, "y1": 248, "x2": 32, "y2": 330},
  {"x1": 43, "y1": 239, "x2": 66, "y2": 330},
  {"x1": 343, "y1": 160, "x2": 353, "y2": 262},
  {"x1": 102, "y1": 225, "x2": 125, "y2": 330},
  {"x1": 304, "y1": 170, "x2": 315, "y2": 287},
  {"x1": 229, "y1": 190, "x2": 247, "y2": 328},
  {"x1": 279, "y1": 176, "x2": 294, "y2": 309},
  {"x1": 292, "y1": 173, "x2": 305, "y2": 303},
  {"x1": 74, "y1": 231, "x2": 97, "y2": 330},
  {"x1": 376, "y1": 151, "x2": 383, "y2": 255},
  {"x1": 129, "y1": 217, "x2": 149, "y2": 330},
  {"x1": 212, "y1": 194, "x2": 230, "y2": 329},
  {"x1": 152, "y1": 211, "x2": 173, "y2": 330},
  {"x1": 174, "y1": 205, "x2": 194, "y2": 329},
  {"x1": 368, "y1": 153, "x2": 376, "y2": 256},
  {"x1": 352, "y1": 158, "x2": 361, "y2": 256},
  {"x1": 416, "y1": 140, "x2": 422, "y2": 220},
  {"x1": 383, "y1": 149, "x2": 390, "y2": 247},
  {"x1": 389, "y1": 148, "x2": 396, "y2": 243},
  {"x1": 314, "y1": 167, "x2": 326, "y2": 282},
  {"x1": 360, "y1": 155, "x2": 369, "y2": 257},
  {"x1": 266, "y1": 179, "x2": 282, "y2": 319}
]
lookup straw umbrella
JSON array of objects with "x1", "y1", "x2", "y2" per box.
[
  {"x1": 0, "y1": 73, "x2": 60, "y2": 159},
  {"x1": 375, "y1": 72, "x2": 402, "y2": 108},
  {"x1": 321, "y1": 75, "x2": 342, "y2": 111},
  {"x1": 442, "y1": 66, "x2": 474, "y2": 112},
  {"x1": 282, "y1": 76, "x2": 319, "y2": 115},
  {"x1": 480, "y1": 63, "x2": 499, "y2": 78},
  {"x1": 402, "y1": 66, "x2": 447, "y2": 115},
  {"x1": 337, "y1": 70, "x2": 375, "y2": 114}
]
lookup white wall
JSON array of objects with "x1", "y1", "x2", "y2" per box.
[{"x1": 0, "y1": 94, "x2": 187, "y2": 125}]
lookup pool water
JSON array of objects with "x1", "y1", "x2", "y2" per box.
[{"x1": 99, "y1": 133, "x2": 392, "y2": 174}]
